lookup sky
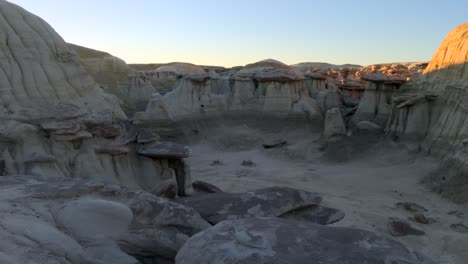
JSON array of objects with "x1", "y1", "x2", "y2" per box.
[{"x1": 8, "y1": 0, "x2": 468, "y2": 67}]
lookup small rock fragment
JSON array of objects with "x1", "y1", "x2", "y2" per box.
[
  {"x1": 396, "y1": 202, "x2": 428, "y2": 213},
  {"x1": 192, "y1": 180, "x2": 223, "y2": 194},
  {"x1": 210, "y1": 160, "x2": 223, "y2": 166},
  {"x1": 262, "y1": 139, "x2": 287, "y2": 149},
  {"x1": 450, "y1": 223, "x2": 468, "y2": 233},
  {"x1": 448, "y1": 210, "x2": 464, "y2": 218},
  {"x1": 411, "y1": 214, "x2": 432, "y2": 225},
  {"x1": 241, "y1": 160, "x2": 255, "y2": 167},
  {"x1": 387, "y1": 218, "x2": 425, "y2": 237}
]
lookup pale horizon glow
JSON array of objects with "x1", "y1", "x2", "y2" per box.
[{"x1": 8, "y1": 0, "x2": 468, "y2": 67}]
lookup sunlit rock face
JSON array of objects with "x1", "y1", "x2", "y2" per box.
[
  {"x1": 69, "y1": 44, "x2": 156, "y2": 113},
  {"x1": 354, "y1": 23, "x2": 468, "y2": 202},
  {"x1": 0, "y1": 0, "x2": 192, "y2": 197},
  {"x1": 292, "y1": 62, "x2": 426, "y2": 99},
  {"x1": 421, "y1": 23, "x2": 468, "y2": 93}
]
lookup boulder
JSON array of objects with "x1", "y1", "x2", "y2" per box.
[
  {"x1": 176, "y1": 217, "x2": 435, "y2": 264},
  {"x1": 0, "y1": 215, "x2": 85, "y2": 263},
  {"x1": 175, "y1": 187, "x2": 322, "y2": 224},
  {"x1": 54, "y1": 198, "x2": 134, "y2": 240},
  {"x1": 0, "y1": 175, "x2": 211, "y2": 263},
  {"x1": 119, "y1": 227, "x2": 189, "y2": 261}
]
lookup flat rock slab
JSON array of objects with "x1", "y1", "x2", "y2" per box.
[
  {"x1": 175, "y1": 187, "x2": 322, "y2": 224},
  {"x1": 138, "y1": 142, "x2": 191, "y2": 159},
  {"x1": 280, "y1": 205, "x2": 345, "y2": 225},
  {"x1": 176, "y1": 217, "x2": 436, "y2": 264}
]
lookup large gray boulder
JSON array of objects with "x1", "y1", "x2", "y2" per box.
[
  {"x1": 176, "y1": 217, "x2": 436, "y2": 264},
  {"x1": 175, "y1": 187, "x2": 322, "y2": 224},
  {"x1": 0, "y1": 175, "x2": 210, "y2": 264}
]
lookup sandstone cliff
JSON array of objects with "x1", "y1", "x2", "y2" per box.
[
  {"x1": 421, "y1": 23, "x2": 468, "y2": 93},
  {"x1": 353, "y1": 23, "x2": 468, "y2": 202}
]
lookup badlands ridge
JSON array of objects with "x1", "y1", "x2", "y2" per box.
[{"x1": 0, "y1": 1, "x2": 466, "y2": 263}]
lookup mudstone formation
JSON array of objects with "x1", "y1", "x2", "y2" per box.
[{"x1": 0, "y1": 0, "x2": 466, "y2": 263}]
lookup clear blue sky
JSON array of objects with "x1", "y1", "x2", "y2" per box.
[{"x1": 8, "y1": 0, "x2": 468, "y2": 67}]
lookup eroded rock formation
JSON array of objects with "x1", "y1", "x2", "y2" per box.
[
  {"x1": 0, "y1": 1, "x2": 461, "y2": 263},
  {"x1": 0, "y1": 1, "x2": 192, "y2": 197},
  {"x1": 0, "y1": 1, "x2": 122, "y2": 115},
  {"x1": 139, "y1": 59, "x2": 329, "y2": 128},
  {"x1": 354, "y1": 23, "x2": 468, "y2": 202}
]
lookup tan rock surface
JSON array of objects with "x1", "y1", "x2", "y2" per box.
[{"x1": 422, "y1": 23, "x2": 468, "y2": 92}]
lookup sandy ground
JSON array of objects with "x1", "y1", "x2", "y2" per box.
[{"x1": 186, "y1": 124, "x2": 468, "y2": 264}]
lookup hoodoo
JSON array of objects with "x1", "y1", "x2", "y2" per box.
[{"x1": 0, "y1": 0, "x2": 466, "y2": 263}]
